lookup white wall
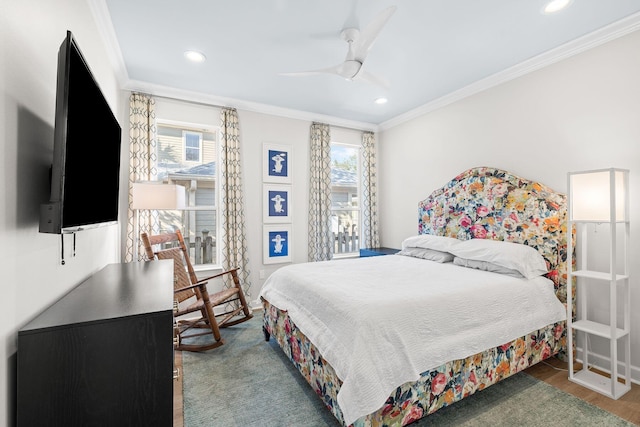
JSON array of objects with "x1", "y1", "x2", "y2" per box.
[
  {"x1": 1, "y1": 1, "x2": 125, "y2": 424},
  {"x1": 379, "y1": 30, "x2": 640, "y2": 382},
  {"x1": 241, "y1": 114, "x2": 362, "y2": 306},
  {"x1": 237, "y1": 110, "x2": 312, "y2": 306}
]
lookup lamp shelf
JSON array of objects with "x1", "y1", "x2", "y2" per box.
[
  {"x1": 571, "y1": 270, "x2": 628, "y2": 281},
  {"x1": 570, "y1": 369, "x2": 631, "y2": 400},
  {"x1": 571, "y1": 320, "x2": 628, "y2": 340}
]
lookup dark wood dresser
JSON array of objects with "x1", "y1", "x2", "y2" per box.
[{"x1": 17, "y1": 260, "x2": 174, "y2": 427}]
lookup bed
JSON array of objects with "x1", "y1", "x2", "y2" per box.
[{"x1": 260, "y1": 166, "x2": 573, "y2": 427}]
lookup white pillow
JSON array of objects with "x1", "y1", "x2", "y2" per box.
[
  {"x1": 453, "y1": 257, "x2": 524, "y2": 278},
  {"x1": 401, "y1": 235, "x2": 462, "y2": 253},
  {"x1": 448, "y1": 238, "x2": 548, "y2": 279},
  {"x1": 397, "y1": 247, "x2": 455, "y2": 263}
]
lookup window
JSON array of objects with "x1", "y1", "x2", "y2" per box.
[
  {"x1": 330, "y1": 142, "x2": 360, "y2": 255},
  {"x1": 156, "y1": 122, "x2": 219, "y2": 267}
]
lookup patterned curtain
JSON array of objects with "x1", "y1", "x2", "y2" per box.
[
  {"x1": 361, "y1": 131, "x2": 380, "y2": 248},
  {"x1": 220, "y1": 108, "x2": 251, "y2": 299},
  {"x1": 125, "y1": 93, "x2": 157, "y2": 262},
  {"x1": 308, "y1": 122, "x2": 333, "y2": 262}
]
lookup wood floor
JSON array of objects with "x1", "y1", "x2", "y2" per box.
[
  {"x1": 525, "y1": 358, "x2": 640, "y2": 426},
  {"x1": 173, "y1": 353, "x2": 640, "y2": 426}
]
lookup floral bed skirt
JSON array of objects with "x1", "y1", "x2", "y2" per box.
[{"x1": 262, "y1": 299, "x2": 567, "y2": 427}]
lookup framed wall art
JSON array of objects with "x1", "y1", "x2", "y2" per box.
[
  {"x1": 263, "y1": 143, "x2": 292, "y2": 183},
  {"x1": 263, "y1": 224, "x2": 292, "y2": 264},
  {"x1": 263, "y1": 184, "x2": 292, "y2": 223}
]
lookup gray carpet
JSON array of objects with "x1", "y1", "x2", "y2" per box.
[{"x1": 182, "y1": 316, "x2": 634, "y2": 427}]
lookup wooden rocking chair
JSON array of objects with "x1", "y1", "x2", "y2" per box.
[{"x1": 141, "y1": 229, "x2": 253, "y2": 351}]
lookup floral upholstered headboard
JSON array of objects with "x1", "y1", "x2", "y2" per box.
[{"x1": 418, "y1": 166, "x2": 571, "y2": 304}]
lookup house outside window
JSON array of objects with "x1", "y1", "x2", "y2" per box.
[
  {"x1": 183, "y1": 130, "x2": 202, "y2": 162},
  {"x1": 330, "y1": 142, "x2": 360, "y2": 255},
  {"x1": 156, "y1": 122, "x2": 219, "y2": 267}
]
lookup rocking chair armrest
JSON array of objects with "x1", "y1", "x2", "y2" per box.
[
  {"x1": 196, "y1": 267, "x2": 239, "y2": 282},
  {"x1": 174, "y1": 280, "x2": 210, "y2": 294}
]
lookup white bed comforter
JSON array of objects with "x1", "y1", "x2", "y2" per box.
[{"x1": 259, "y1": 255, "x2": 566, "y2": 426}]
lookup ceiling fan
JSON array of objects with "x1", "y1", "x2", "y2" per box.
[{"x1": 282, "y1": 5, "x2": 397, "y2": 89}]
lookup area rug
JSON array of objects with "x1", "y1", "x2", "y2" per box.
[{"x1": 182, "y1": 316, "x2": 634, "y2": 427}]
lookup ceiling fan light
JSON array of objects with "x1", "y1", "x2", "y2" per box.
[
  {"x1": 543, "y1": 0, "x2": 573, "y2": 14},
  {"x1": 184, "y1": 50, "x2": 206, "y2": 63}
]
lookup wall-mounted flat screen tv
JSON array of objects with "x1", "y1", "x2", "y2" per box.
[{"x1": 40, "y1": 31, "x2": 122, "y2": 234}]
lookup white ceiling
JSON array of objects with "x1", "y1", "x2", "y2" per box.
[{"x1": 99, "y1": 0, "x2": 640, "y2": 129}]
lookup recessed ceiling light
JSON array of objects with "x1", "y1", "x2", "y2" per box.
[
  {"x1": 184, "y1": 50, "x2": 206, "y2": 63},
  {"x1": 374, "y1": 97, "x2": 388, "y2": 105},
  {"x1": 542, "y1": 0, "x2": 573, "y2": 14}
]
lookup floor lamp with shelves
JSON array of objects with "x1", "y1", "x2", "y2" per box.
[{"x1": 567, "y1": 167, "x2": 631, "y2": 399}]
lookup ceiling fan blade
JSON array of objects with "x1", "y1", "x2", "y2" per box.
[
  {"x1": 280, "y1": 64, "x2": 343, "y2": 78},
  {"x1": 282, "y1": 59, "x2": 365, "y2": 80},
  {"x1": 356, "y1": 69, "x2": 390, "y2": 89},
  {"x1": 342, "y1": 0, "x2": 360, "y2": 31},
  {"x1": 353, "y1": 5, "x2": 397, "y2": 62}
]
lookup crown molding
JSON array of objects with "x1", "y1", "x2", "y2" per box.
[
  {"x1": 379, "y1": 11, "x2": 640, "y2": 131},
  {"x1": 124, "y1": 79, "x2": 379, "y2": 132},
  {"x1": 87, "y1": 0, "x2": 129, "y2": 87}
]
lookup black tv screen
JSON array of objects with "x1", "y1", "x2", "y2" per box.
[{"x1": 40, "y1": 31, "x2": 122, "y2": 234}]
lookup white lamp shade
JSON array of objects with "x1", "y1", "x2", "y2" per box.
[
  {"x1": 131, "y1": 183, "x2": 186, "y2": 210},
  {"x1": 569, "y1": 169, "x2": 627, "y2": 222}
]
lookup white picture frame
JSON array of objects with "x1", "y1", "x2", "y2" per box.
[
  {"x1": 263, "y1": 224, "x2": 292, "y2": 264},
  {"x1": 263, "y1": 143, "x2": 292, "y2": 183},
  {"x1": 263, "y1": 184, "x2": 292, "y2": 223}
]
